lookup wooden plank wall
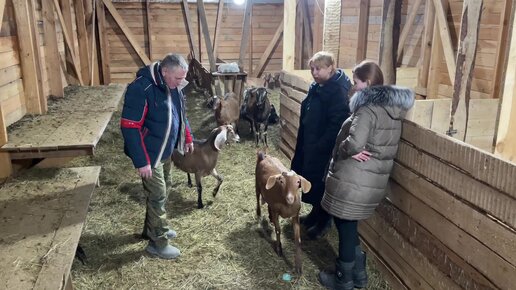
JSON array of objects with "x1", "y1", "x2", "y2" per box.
[{"x1": 106, "y1": 1, "x2": 283, "y2": 84}]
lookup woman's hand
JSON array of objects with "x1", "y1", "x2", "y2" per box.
[{"x1": 352, "y1": 150, "x2": 372, "y2": 162}]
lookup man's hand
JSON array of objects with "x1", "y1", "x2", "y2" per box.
[
  {"x1": 138, "y1": 165, "x2": 152, "y2": 179},
  {"x1": 185, "y1": 142, "x2": 194, "y2": 154},
  {"x1": 352, "y1": 150, "x2": 372, "y2": 162}
]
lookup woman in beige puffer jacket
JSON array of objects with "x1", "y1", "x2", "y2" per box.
[{"x1": 318, "y1": 61, "x2": 414, "y2": 290}]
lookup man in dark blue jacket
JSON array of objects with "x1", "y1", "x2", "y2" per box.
[
  {"x1": 121, "y1": 53, "x2": 193, "y2": 259},
  {"x1": 291, "y1": 51, "x2": 352, "y2": 240}
]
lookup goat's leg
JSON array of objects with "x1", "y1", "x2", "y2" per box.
[
  {"x1": 211, "y1": 168, "x2": 223, "y2": 197},
  {"x1": 187, "y1": 173, "x2": 193, "y2": 187},
  {"x1": 269, "y1": 208, "x2": 283, "y2": 256},
  {"x1": 255, "y1": 185, "x2": 261, "y2": 217},
  {"x1": 195, "y1": 173, "x2": 204, "y2": 209},
  {"x1": 263, "y1": 122, "x2": 269, "y2": 147},
  {"x1": 254, "y1": 122, "x2": 260, "y2": 147},
  {"x1": 293, "y1": 214, "x2": 302, "y2": 274}
]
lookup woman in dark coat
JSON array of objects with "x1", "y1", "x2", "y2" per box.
[
  {"x1": 318, "y1": 61, "x2": 414, "y2": 290},
  {"x1": 291, "y1": 51, "x2": 352, "y2": 239}
]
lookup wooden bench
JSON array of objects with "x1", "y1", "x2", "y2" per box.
[
  {"x1": 0, "y1": 166, "x2": 101, "y2": 290},
  {"x1": 1, "y1": 84, "x2": 125, "y2": 160}
]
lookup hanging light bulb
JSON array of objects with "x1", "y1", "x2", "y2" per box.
[{"x1": 234, "y1": 0, "x2": 245, "y2": 5}]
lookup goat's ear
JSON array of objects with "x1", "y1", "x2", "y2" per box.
[
  {"x1": 299, "y1": 176, "x2": 312, "y2": 193},
  {"x1": 213, "y1": 127, "x2": 227, "y2": 150},
  {"x1": 265, "y1": 174, "x2": 280, "y2": 190}
]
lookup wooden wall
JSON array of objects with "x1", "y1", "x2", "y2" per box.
[{"x1": 107, "y1": 1, "x2": 283, "y2": 83}]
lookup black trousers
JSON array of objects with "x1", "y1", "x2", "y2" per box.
[{"x1": 334, "y1": 217, "x2": 359, "y2": 263}]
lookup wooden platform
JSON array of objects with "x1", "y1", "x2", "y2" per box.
[
  {"x1": 1, "y1": 84, "x2": 125, "y2": 159},
  {"x1": 0, "y1": 166, "x2": 101, "y2": 290}
]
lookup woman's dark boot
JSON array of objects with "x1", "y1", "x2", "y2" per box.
[
  {"x1": 318, "y1": 260, "x2": 354, "y2": 290},
  {"x1": 353, "y1": 247, "x2": 368, "y2": 288}
]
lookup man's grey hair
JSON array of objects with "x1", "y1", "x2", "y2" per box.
[{"x1": 161, "y1": 53, "x2": 188, "y2": 72}]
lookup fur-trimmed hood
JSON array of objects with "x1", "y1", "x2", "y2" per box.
[{"x1": 349, "y1": 85, "x2": 415, "y2": 120}]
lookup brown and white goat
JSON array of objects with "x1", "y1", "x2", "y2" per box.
[
  {"x1": 213, "y1": 92, "x2": 241, "y2": 137},
  {"x1": 172, "y1": 125, "x2": 240, "y2": 208},
  {"x1": 241, "y1": 87, "x2": 271, "y2": 147},
  {"x1": 255, "y1": 151, "x2": 311, "y2": 274}
]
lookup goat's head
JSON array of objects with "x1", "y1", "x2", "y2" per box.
[
  {"x1": 265, "y1": 171, "x2": 311, "y2": 205},
  {"x1": 254, "y1": 87, "x2": 269, "y2": 109},
  {"x1": 213, "y1": 125, "x2": 240, "y2": 150},
  {"x1": 209, "y1": 95, "x2": 221, "y2": 110}
]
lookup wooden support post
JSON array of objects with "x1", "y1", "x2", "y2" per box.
[
  {"x1": 181, "y1": 0, "x2": 198, "y2": 60},
  {"x1": 53, "y1": 0, "x2": 84, "y2": 85},
  {"x1": 90, "y1": 1, "x2": 98, "y2": 85},
  {"x1": 74, "y1": 0, "x2": 90, "y2": 85},
  {"x1": 0, "y1": 0, "x2": 5, "y2": 25},
  {"x1": 145, "y1": 0, "x2": 153, "y2": 60},
  {"x1": 432, "y1": 0, "x2": 456, "y2": 84},
  {"x1": 495, "y1": 1, "x2": 516, "y2": 161},
  {"x1": 249, "y1": 5, "x2": 253, "y2": 75},
  {"x1": 97, "y1": 0, "x2": 110, "y2": 84},
  {"x1": 42, "y1": 0, "x2": 64, "y2": 98},
  {"x1": 300, "y1": 0, "x2": 313, "y2": 69},
  {"x1": 83, "y1": 0, "x2": 93, "y2": 61},
  {"x1": 213, "y1": 0, "x2": 224, "y2": 60},
  {"x1": 379, "y1": 0, "x2": 402, "y2": 85},
  {"x1": 253, "y1": 20, "x2": 283, "y2": 78},
  {"x1": 238, "y1": 0, "x2": 253, "y2": 71},
  {"x1": 397, "y1": 0, "x2": 423, "y2": 63},
  {"x1": 427, "y1": 18, "x2": 442, "y2": 99},
  {"x1": 322, "y1": 0, "x2": 341, "y2": 63},
  {"x1": 0, "y1": 105, "x2": 11, "y2": 179},
  {"x1": 294, "y1": 2, "x2": 303, "y2": 69},
  {"x1": 60, "y1": 0, "x2": 80, "y2": 85},
  {"x1": 417, "y1": 1, "x2": 435, "y2": 92},
  {"x1": 356, "y1": 0, "x2": 370, "y2": 63},
  {"x1": 283, "y1": 0, "x2": 296, "y2": 71},
  {"x1": 102, "y1": 0, "x2": 151, "y2": 65},
  {"x1": 491, "y1": 0, "x2": 513, "y2": 99},
  {"x1": 312, "y1": 0, "x2": 324, "y2": 54},
  {"x1": 197, "y1": 0, "x2": 216, "y2": 72},
  {"x1": 448, "y1": 0, "x2": 483, "y2": 141},
  {"x1": 13, "y1": 0, "x2": 43, "y2": 114}
]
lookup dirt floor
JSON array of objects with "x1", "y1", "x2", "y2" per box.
[{"x1": 65, "y1": 87, "x2": 390, "y2": 290}]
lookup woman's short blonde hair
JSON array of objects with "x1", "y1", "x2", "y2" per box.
[{"x1": 308, "y1": 51, "x2": 335, "y2": 68}]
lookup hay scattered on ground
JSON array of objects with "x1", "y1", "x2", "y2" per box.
[{"x1": 68, "y1": 88, "x2": 390, "y2": 290}]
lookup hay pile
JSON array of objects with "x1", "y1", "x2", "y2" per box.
[{"x1": 69, "y1": 88, "x2": 390, "y2": 289}]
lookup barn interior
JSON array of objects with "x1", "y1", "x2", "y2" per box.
[{"x1": 0, "y1": 0, "x2": 515, "y2": 289}]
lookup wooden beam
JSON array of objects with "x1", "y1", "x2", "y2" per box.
[
  {"x1": 197, "y1": 0, "x2": 216, "y2": 72},
  {"x1": 59, "y1": 0, "x2": 79, "y2": 85},
  {"x1": 379, "y1": 0, "x2": 402, "y2": 84},
  {"x1": 427, "y1": 16, "x2": 441, "y2": 99},
  {"x1": 283, "y1": 0, "x2": 296, "y2": 71},
  {"x1": 212, "y1": 0, "x2": 224, "y2": 59},
  {"x1": 90, "y1": 1, "x2": 98, "y2": 85},
  {"x1": 356, "y1": 0, "x2": 369, "y2": 63},
  {"x1": 74, "y1": 0, "x2": 90, "y2": 85},
  {"x1": 238, "y1": 0, "x2": 253, "y2": 71},
  {"x1": 322, "y1": 0, "x2": 341, "y2": 63},
  {"x1": 101, "y1": 0, "x2": 151, "y2": 65},
  {"x1": 495, "y1": 2, "x2": 516, "y2": 162},
  {"x1": 417, "y1": 1, "x2": 435, "y2": 91},
  {"x1": 432, "y1": 0, "x2": 455, "y2": 84},
  {"x1": 491, "y1": 0, "x2": 513, "y2": 99},
  {"x1": 312, "y1": 0, "x2": 324, "y2": 54},
  {"x1": 181, "y1": 0, "x2": 198, "y2": 60},
  {"x1": 294, "y1": 1, "x2": 302, "y2": 69},
  {"x1": 41, "y1": 0, "x2": 64, "y2": 98},
  {"x1": 0, "y1": 105, "x2": 11, "y2": 178},
  {"x1": 13, "y1": 0, "x2": 43, "y2": 114},
  {"x1": 97, "y1": 0, "x2": 110, "y2": 84},
  {"x1": 448, "y1": 0, "x2": 482, "y2": 141},
  {"x1": 300, "y1": 0, "x2": 313, "y2": 68},
  {"x1": 0, "y1": 0, "x2": 5, "y2": 25},
  {"x1": 397, "y1": 0, "x2": 423, "y2": 63},
  {"x1": 53, "y1": 0, "x2": 84, "y2": 85},
  {"x1": 145, "y1": 0, "x2": 153, "y2": 59},
  {"x1": 249, "y1": 5, "x2": 253, "y2": 75},
  {"x1": 253, "y1": 20, "x2": 283, "y2": 78}
]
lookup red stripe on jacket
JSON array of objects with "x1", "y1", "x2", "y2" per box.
[
  {"x1": 121, "y1": 102, "x2": 150, "y2": 165},
  {"x1": 185, "y1": 126, "x2": 193, "y2": 144}
]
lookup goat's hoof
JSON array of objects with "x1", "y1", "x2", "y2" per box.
[
  {"x1": 295, "y1": 266, "x2": 302, "y2": 275},
  {"x1": 275, "y1": 246, "x2": 283, "y2": 257},
  {"x1": 187, "y1": 183, "x2": 193, "y2": 188},
  {"x1": 212, "y1": 190, "x2": 219, "y2": 197},
  {"x1": 197, "y1": 203, "x2": 204, "y2": 209}
]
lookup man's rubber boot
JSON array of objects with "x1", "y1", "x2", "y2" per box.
[
  {"x1": 141, "y1": 229, "x2": 177, "y2": 240},
  {"x1": 145, "y1": 242, "x2": 180, "y2": 259}
]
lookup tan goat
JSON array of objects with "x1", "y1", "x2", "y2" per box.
[
  {"x1": 255, "y1": 151, "x2": 311, "y2": 274},
  {"x1": 172, "y1": 125, "x2": 240, "y2": 208},
  {"x1": 213, "y1": 92, "x2": 241, "y2": 137}
]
